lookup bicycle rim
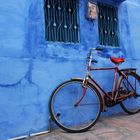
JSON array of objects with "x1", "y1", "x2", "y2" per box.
[
  {"x1": 119, "y1": 73, "x2": 140, "y2": 114},
  {"x1": 49, "y1": 79, "x2": 102, "y2": 133}
]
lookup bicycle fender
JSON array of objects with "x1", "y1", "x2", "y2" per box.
[{"x1": 71, "y1": 77, "x2": 83, "y2": 81}]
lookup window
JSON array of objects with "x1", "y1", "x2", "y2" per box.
[
  {"x1": 98, "y1": 3, "x2": 119, "y2": 47},
  {"x1": 44, "y1": 0, "x2": 79, "y2": 43}
]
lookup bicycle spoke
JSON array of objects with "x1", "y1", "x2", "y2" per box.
[{"x1": 79, "y1": 102, "x2": 99, "y2": 106}]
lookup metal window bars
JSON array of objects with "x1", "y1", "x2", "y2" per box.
[
  {"x1": 98, "y1": 3, "x2": 119, "y2": 47},
  {"x1": 44, "y1": 0, "x2": 79, "y2": 43}
]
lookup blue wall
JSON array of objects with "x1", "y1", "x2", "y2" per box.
[{"x1": 0, "y1": 0, "x2": 140, "y2": 139}]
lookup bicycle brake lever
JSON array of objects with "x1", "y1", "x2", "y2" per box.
[
  {"x1": 95, "y1": 48, "x2": 104, "y2": 51},
  {"x1": 91, "y1": 59, "x2": 98, "y2": 63}
]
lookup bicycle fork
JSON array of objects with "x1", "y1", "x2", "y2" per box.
[
  {"x1": 74, "y1": 79, "x2": 88, "y2": 107},
  {"x1": 74, "y1": 55, "x2": 93, "y2": 106}
]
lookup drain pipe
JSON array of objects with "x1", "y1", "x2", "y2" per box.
[
  {"x1": 9, "y1": 116, "x2": 52, "y2": 140},
  {"x1": 8, "y1": 130, "x2": 50, "y2": 140}
]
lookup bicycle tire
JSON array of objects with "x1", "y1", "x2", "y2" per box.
[
  {"x1": 117, "y1": 72, "x2": 140, "y2": 114},
  {"x1": 49, "y1": 79, "x2": 102, "y2": 133}
]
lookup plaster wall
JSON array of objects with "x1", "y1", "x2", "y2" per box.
[{"x1": 0, "y1": 0, "x2": 140, "y2": 139}]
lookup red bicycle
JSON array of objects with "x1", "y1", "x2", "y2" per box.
[{"x1": 49, "y1": 48, "x2": 140, "y2": 133}]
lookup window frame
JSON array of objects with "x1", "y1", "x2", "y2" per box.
[
  {"x1": 44, "y1": 0, "x2": 80, "y2": 44},
  {"x1": 98, "y1": 2, "x2": 119, "y2": 47}
]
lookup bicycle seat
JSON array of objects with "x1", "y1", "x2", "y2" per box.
[{"x1": 110, "y1": 57, "x2": 125, "y2": 64}]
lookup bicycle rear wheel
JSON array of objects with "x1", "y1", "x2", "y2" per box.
[
  {"x1": 118, "y1": 72, "x2": 140, "y2": 114},
  {"x1": 49, "y1": 79, "x2": 102, "y2": 133}
]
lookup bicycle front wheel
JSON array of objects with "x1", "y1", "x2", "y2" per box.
[
  {"x1": 49, "y1": 79, "x2": 102, "y2": 133},
  {"x1": 118, "y1": 72, "x2": 140, "y2": 114}
]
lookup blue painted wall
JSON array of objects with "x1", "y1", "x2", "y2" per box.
[{"x1": 0, "y1": 0, "x2": 140, "y2": 139}]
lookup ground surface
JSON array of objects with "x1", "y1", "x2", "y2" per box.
[{"x1": 30, "y1": 112, "x2": 140, "y2": 140}]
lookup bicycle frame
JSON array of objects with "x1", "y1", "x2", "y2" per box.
[
  {"x1": 75, "y1": 65, "x2": 120, "y2": 108},
  {"x1": 88, "y1": 66, "x2": 118, "y2": 100},
  {"x1": 80, "y1": 48, "x2": 136, "y2": 106},
  {"x1": 85, "y1": 64, "x2": 136, "y2": 101}
]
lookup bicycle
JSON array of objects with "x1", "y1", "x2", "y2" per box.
[{"x1": 49, "y1": 48, "x2": 140, "y2": 133}]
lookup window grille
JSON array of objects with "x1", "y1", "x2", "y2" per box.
[
  {"x1": 44, "y1": 0, "x2": 79, "y2": 43},
  {"x1": 98, "y1": 3, "x2": 119, "y2": 47}
]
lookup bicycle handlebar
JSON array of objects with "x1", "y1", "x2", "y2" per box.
[
  {"x1": 87, "y1": 48, "x2": 103, "y2": 64},
  {"x1": 95, "y1": 47, "x2": 104, "y2": 51},
  {"x1": 90, "y1": 47, "x2": 103, "y2": 53},
  {"x1": 88, "y1": 47, "x2": 103, "y2": 57}
]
